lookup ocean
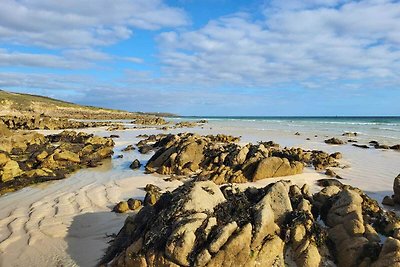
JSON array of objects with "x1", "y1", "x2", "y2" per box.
[{"x1": 174, "y1": 116, "x2": 400, "y2": 146}]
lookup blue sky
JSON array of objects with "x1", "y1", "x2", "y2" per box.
[{"x1": 0, "y1": 0, "x2": 399, "y2": 116}]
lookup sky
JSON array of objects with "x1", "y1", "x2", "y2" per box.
[{"x1": 0, "y1": 0, "x2": 399, "y2": 116}]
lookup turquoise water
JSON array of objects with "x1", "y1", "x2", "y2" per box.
[{"x1": 175, "y1": 116, "x2": 400, "y2": 145}]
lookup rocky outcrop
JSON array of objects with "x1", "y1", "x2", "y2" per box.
[
  {"x1": 144, "y1": 133, "x2": 340, "y2": 184},
  {"x1": 107, "y1": 124, "x2": 127, "y2": 131},
  {"x1": 102, "y1": 180, "x2": 400, "y2": 267},
  {"x1": 172, "y1": 120, "x2": 208, "y2": 129},
  {"x1": 325, "y1": 137, "x2": 345, "y2": 145},
  {"x1": 132, "y1": 116, "x2": 168, "y2": 125},
  {"x1": 0, "y1": 115, "x2": 115, "y2": 130},
  {"x1": 382, "y1": 174, "x2": 400, "y2": 206},
  {"x1": 0, "y1": 130, "x2": 114, "y2": 194}
]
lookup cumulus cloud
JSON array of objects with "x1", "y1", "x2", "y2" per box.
[
  {"x1": 0, "y1": 0, "x2": 189, "y2": 48},
  {"x1": 156, "y1": 0, "x2": 400, "y2": 90}
]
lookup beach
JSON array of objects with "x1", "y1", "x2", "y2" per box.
[{"x1": 0, "y1": 117, "x2": 400, "y2": 266}]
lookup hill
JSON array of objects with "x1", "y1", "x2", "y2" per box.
[{"x1": 0, "y1": 90, "x2": 171, "y2": 119}]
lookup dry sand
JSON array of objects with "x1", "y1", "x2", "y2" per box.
[{"x1": 0, "y1": 124, "x2": 399, "y2": 266}]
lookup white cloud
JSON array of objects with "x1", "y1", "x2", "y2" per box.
[
  {"x1": 0, "y1": 47, "x2": 145, "y2": 69},
  {"x1": 156, "y1": 0, "x2": 400, "y2": 90},
  {"x1": 0, "y1": 48, "x2": 93, "y2": 69},
  {"x1": 121, "y1": 57, "x2": 144, "y2": 64},
  {"x1": 0, "y1": 0, "x2": 189, "y2": 48}
]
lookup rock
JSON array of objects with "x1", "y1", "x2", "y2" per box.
[
  {"x1": 113, "y1": 201, "x2": 130, "y2": 213},
  {"x1": 0, "y1": 130, "x2": 114, "y2": 194},
  {"x1": 375, "y1": 144, "x2": 390, "y2": 149},
  {"x1": 325, "y1": 169, "x2": 337, "y2": 177},
  {"x1": 102, "y1": 180, "x2": 400, "y2": 267},
  {"x1": 391, "y1": 144, "x2": 400, "y2": 150},
  {"x1": 145, "y1": 184, "x2": 161, "y2": 194},
  {"x1": 115, "y1": 155, "x2": 123, "y2": 159},
  {"x1": 165, "y1": 213, "x2": 208, "y2": 266},
  {"x1": 109, "y1": 135, "x2": 120, "y2": 138},
  {"x1": 252, "y1": 157, "x2": 303, "y2": 181},
  {"x1": 393, "y1": 174, "x2": 400, "y2": 204},
  {"x1": 107, "y1": 125, "x2": 126, "y2": 131},
  {"x1": 122, "y1": 145, "x2": 135, "y2": 152},
  {"x1": 0, "y1": 160, "x2": 23, "y2": 182},
  {"x1": 382, "y1": 196, "x2": 395, "y2": 206},
  {"x1": 0, "y1": 121, "x2": 12, "y2": 137},
  {"x1": 143, "y1": 133, "x2": 337, "y2": 184},
  {"x1": 317, "y1": 178, "x2": 343, "y2": 187},
  {"x1": 326, "y1": 189, "x2": 367, "y2": 266},
  {"x1": 131, "y1": 116, "x2": 167, "y2": 125},
  {"x1": 324, "y1": 137, "x2": 345, "y2": 145},
  {"x1": 342, "y1": 132, "x2": 357, "y2": 137},
  {"x1": 0, "y1": 152, "x2": 10, "y2": 165},
  {"x1": 130, "y1": 159, "x2": 141, "y2": 170},
  {"x1": 85, "y1": 136, "x2": 114, "y2": 147},
  {"x1": 295, "y1": 132, "x2": 301, "y2": 136},
  {"x1": 53, "y1": 151, "x2": 80, "y2": 163},
  {"x1": 138, "y1": 145, "x2": 152, "y2": 154},
  {"x1": 144, "y1": 190, "x2": 161, "y2": 206},
  {"x1": 127, "y1": 199, "x2": 142, "y2": 210},
  {"x1": 183, "y1": 181, "x2": 225, "y2": 213},
  {"x1": 330, "y1": 152, "x2": 342, "y2": 159},
  {"x1": 369, "y1": 140, "x2": 379, "y2": 146},
  {"x1": 352, "y1": 144, "x2": 369, "y2": 149},
  {"x1": 209, "y1": 221, "x2": 238, "y2": 253},
  {"x1": 0, "y1": 115, "x2": 119, "y2": 131},
  {"x1": 372, "y1": 237, "x2": 400, "y2": 267}
]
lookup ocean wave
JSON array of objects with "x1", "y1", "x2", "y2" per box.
[{"x1": 371, "y1": 127, "x2": 400, "y2": 132}]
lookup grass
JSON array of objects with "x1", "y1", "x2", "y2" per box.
[{"x1": 0, "y1": 90, "x2": 121, "y2": 112}]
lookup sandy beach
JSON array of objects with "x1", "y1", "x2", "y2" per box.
[{"x1": 0, "y1": 120, "x2": 399, "y2": 266}]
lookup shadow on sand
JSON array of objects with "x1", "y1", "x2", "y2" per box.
[{"x1": 66, "y1": 211, "x2": 129, "y2": 267}]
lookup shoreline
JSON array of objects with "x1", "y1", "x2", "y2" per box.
[{"x1": 0, "y1": 120, "x2": 399, "y2": 266}]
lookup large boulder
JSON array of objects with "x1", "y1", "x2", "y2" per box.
[
  {"x1": 0, "y1": 160, "x2": 23, "y2": 182},
  {"x1": 53, "y1": 151, "x2": 80, "y2": 163},
  {"x1": 252, "y1": 157, "x2": 303, "y2": 181}
]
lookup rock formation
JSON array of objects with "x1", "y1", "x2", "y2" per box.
[
  {"x1": 325, "y1": 138, "x2": 345, "y2": 145},
  {"x1": 143, "y1": 133, "x2": 340, "y2": 184},
  {"x1": 0, "y1": 130, "x2": 114, "y2": 194},
  {"x1": 132, "y1": 116, "x2": 168, "y2": 125},
  {"x1": 0, "y1": 115, "x2": 119, "y2": 130},
  {"x1": 102, "y1": 180, "x2": 400, "y2": 267}
]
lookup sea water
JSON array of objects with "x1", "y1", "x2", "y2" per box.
[{"x1": 175, "y1": 116, "x2": 400, "y2": 146}]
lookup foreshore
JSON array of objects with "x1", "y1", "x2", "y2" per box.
[{"x1": 0, "y1": 118, "x2": 400, "y2": 266}]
